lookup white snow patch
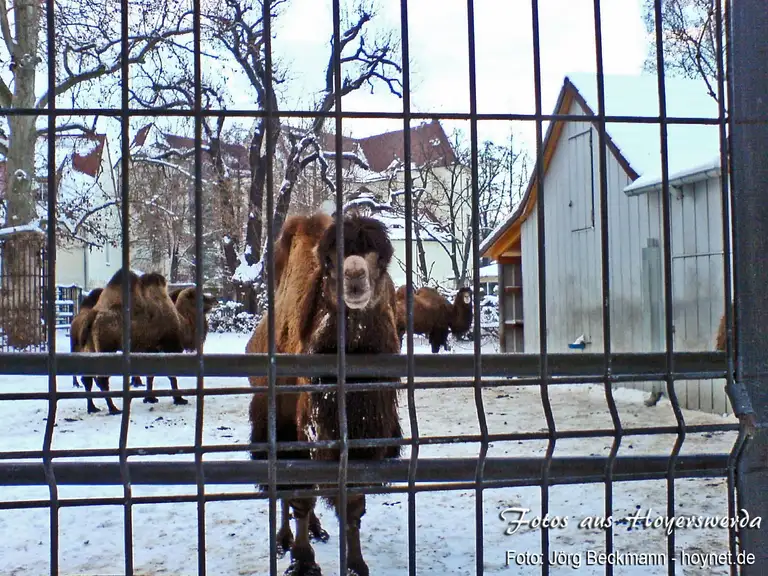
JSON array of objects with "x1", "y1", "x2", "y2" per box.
[
  {"x1": 0, "y1": 332, "x2": 739, "y2": 576},
  {"x1": 233, "y1": 259, "x2": 263, "y2": 284},
  {"x1": 0, "y1": 221, "x2": 44, "y2": 237}
]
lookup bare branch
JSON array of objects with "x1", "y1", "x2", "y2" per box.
[
  {"x1": 0, "y1": 0, "x2": 17, "y2": 58},
  {"x1": 36, "y1": 27, "x2": 195, "y2": 110},
  {"x1": 36, "y1": 123, "x2": 96, "y2": 137}
]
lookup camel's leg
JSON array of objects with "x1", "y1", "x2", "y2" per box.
[
  {"x1": 131, "y1": 376, "x2": 144, "y2": 388},
  {"x1": 285, "y1": 497, "x2": 321, "y2": 576},
  {"x1": 143, "y1": 376, "x2": 158, "y2": 403},
  {"x1": 72, "y1": 375, "x2": 81, "y2": 388},
  {"x1": 170, "y1": 376, "x2": 188, "y2": 405},
  {"x1": 429, "y1": 334, "x2": 441, "y2": 354},
  {"x1": 275, "y1": 499, "x2": 294, "y2": 558},
  {"x1": 309, "y1": 508, "x2": 329, "y2": 543},
  {"x1": 82, "y1": 376, "x2": 100, "y2": 414},
  {"x1": 332, "y1": 493, "x2": 368, "y2": 576},
  {"x1": 95, "y1": 376, "x2": 121, "y2": 415}
]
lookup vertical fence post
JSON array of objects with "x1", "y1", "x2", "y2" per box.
[{"x1": 731, "y1": 0, "x2": 768, "y2": 572}]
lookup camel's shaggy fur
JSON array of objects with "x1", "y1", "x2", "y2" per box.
[
  {"x1": 246, "y1": 212, "x2": 334, "y2": 556},
  {"x1": 247, "y1": 212, "x2": 402, "y2": 576},
  {"x1": 80, "y1": 269, "x2": 186, "y2": 413},
  {"x1": 395, "y1": 285, "x2": 473, "y2": 353}
]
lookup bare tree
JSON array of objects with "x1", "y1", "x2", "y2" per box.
[
  {"x1": 206, "y1": 0, "x2": 401, "y2": 309},
  {"x1": 642, "y1": 0, "x2": 723, "y2": 101},
  {"x1": 0, "y1": 0, "x2": 194, "y2": 347},
  {"x1": 400, "y1": 129, "x2": 529, "y2": 288}
]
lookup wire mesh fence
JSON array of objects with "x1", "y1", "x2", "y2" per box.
[{"x1": 0, "y1": 0, "x2": 765, "y2": 574}]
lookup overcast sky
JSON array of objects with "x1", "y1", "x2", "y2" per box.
[
  {"x1": 230, "y1": 0, "x2": 650, "y2": 153},
  {"x1": 71, "y1": 0, "x2": 650, "y2": 167}
]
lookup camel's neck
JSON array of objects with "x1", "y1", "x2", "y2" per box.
[{"x1": 309, "y1": 304, "x2": 398, "y2": 354}]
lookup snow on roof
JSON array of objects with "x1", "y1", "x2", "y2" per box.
[
  {"x1": 624, "y1": 155, "x2": 722, "y2": 194},
  {"x1": 478, "y1": 264, "x2": 497, "y2": 279},
  {"x1": 566, "y1": 73, "x2": 721, "y2": 193}
]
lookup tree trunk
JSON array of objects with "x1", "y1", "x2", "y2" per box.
[
  {"x1": 210, "y1": 136, "x2": 240, "y2": 300},
  {"x1": 244, "y1": 113, "x2": 280, "y2": 270},
  {"x1": 0, "y1": 232, "x2": 45, "y2": 349},
  {"x1": 1, "y1": 0, "x2": 43, "y2": 348},
  {"x1": 169, "y1": 242, "x2": 180, "y2": 283}
]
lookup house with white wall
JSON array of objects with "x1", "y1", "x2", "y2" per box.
[
  {"x1": 326, "y1": 120, "x2": 470, "y2": 290},
  {"x1": 480, "y1": 73, "x2": 729, "y2": 414},
  {"x1": 50, "y1": 134, "x2": 121, "y2": 292}
]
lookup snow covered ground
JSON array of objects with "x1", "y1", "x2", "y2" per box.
[{"x1": 0, "y1": 332, "x2": 740, "y2": 575}]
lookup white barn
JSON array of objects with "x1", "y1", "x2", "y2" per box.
[{"x1": 480, "y1": 73, "x2": 730, "y2": 414}]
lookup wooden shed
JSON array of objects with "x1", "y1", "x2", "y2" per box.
[{"x1": 480, "y1": 73, "x2": 732, "y2": 414}]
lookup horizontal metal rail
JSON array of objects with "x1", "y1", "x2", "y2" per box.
[
  {"x1": 0, "y1": 423, "x2": 738, "y2": 462},
  {"x1": 0, "y1": 107, "x2": 726, "y2": 123},
  {"x1": 0, "y1": 456, "x2": 729, "y2": 488},
  {"x1": 0, "y1": 351, "x2": 729, "y2": 378}
]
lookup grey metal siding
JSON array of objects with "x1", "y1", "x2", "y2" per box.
[{"x1": 516, "y1": 97, "x2": 729, "y2": 414}]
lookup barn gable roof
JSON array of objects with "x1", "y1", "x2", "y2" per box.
[{"x1": 480, "y1": 73, "x2": 720, "y2": 259}]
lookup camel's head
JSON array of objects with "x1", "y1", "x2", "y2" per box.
[
  {"x1": 80, "y1": 287, "x2": 104, "y2": 310},
  {"x1": 176, "y1": 287, "x2": 217, "y2": 315},
  {"x1": 458, "y1": 287, "x2": 472, "y2": 306},
  {"x1": 316, "y1": 215, "x2": 394, "y2": 311}
]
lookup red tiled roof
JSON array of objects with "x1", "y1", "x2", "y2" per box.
[
  {"x1": 71, "y1": 134, "x2": 106, "y2": 178},
  {"x1": 162, "y1": 132, "x2": 250, "y2": 167},
  {"x1": 132, "y1": 124, "x2": 152, "y2": 148},
  {"x1": 354, "y1": 120, "x2": 457, "y2": 173}
]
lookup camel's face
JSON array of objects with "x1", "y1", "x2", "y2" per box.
[
  {"x1": 325, "y1": 251, "x2": 382, "y2": 310},
  {"x1": 462, "y1": 291, "x2": 471, "y2": 305},
  {"x1": 317, "y1": 215, "x2": 394, "y2": 312}
]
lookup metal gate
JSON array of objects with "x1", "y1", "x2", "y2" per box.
[{"x1": 0, "y1": 0, "x2": 766, "y2": 575}]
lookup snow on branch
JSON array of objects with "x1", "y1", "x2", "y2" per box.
[
  {"x1": 342, "y1": 193, "x2": 393, "y2": 214},
  {"x1": 0, "y1": 221, "x2": 44, "y2": 238}
]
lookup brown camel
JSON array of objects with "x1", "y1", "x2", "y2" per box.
[
  {"x1": 246, "y1": 212, "x2": 334, "y2": 558},
  {"x1": 80, "y1": 269, "x2": 186, "y2": 413},
  {"x1": 395, "y1": 285, "x2": 473, "y2": 353},
  {"x1": 69, "y1": 287, "x2": 104, "y2": 389},
  {"x1": 142, "y1": 286, "x2": 217, "y2": 403},
  {"x1": 248, "y1": 213, "x2": 402, "y2": 576}
]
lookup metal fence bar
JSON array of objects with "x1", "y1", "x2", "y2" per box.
[
  {"x1": 0, "y1": 350, "x2": 730, "y2": 377},
  {"x1": 0, "y1": 456, "x2": 730, "y2": 487},
  {"x1": 650, "y1": 5, "x2": 687, "y2": 573},
  {"x1": 331, "y1": 3, "x2": 350, "y2": 573},
  {"x1": 529, "y1": 2, "x2": 556, "y2": 573},
  {"x1": 192, "y1": 0, "x2": 207, "y2": 572},
  {"x1": 731, "y1": 0, "x2": 768, "y2": 572},
  {"x1": 118, "y1": 0, "x2": 134, "y2": 572},
  {"x1": 399, "y1": 1, "x2": 419, "y2": 574},
  {"x1": 714, "y1": 3, "x2": 744, "y2": 574},
  {"x1": 591, "y1": 3, "x2": 623, "y2": 573},
  {"x1": 43, "y1": 0, "x2": 59, "y2": 572},
  {"x1": 464, "y1": 2, "x2": 489, "y2": 574},
  {"x1": 0, "y1": 106, "x2": 728, "y2": 124},
  {"x1": 0, "y1": 422, "x2": 739, "y2": 462},
  {"x1": 262, "y1": 1, "x2": 279, "y2": 574}
]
